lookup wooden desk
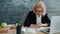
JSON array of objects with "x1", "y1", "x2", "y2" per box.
[
  {"x1": 0, "y1": 25, "x2": 16, "y2": 34},
  {"x1": 0, "y1": 29, "x2": 16, "y2": 34},
  {"x1": 36, "y1": 30, "x2": 47, "y2": 34},
  {"x1": 0, "y1": 26, "x2": 47, "y2": 34},
  {"x1": 0, "y1": 29, "x2": 47, "y2": 34}
]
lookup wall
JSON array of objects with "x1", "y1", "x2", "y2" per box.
[{"x1": 0, "y1": 0, "x2": 60, "y2": 24}]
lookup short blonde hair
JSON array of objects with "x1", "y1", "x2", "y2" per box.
[{"x1": 33, "y1": 1, "x2": 46, "y2": 15}]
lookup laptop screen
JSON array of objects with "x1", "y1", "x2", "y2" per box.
[{"x1": 50, "y1": 16, "x2": 60, "y2": 34}]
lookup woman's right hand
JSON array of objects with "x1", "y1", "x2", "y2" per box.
[
  {"x1": 30, "y1": 24, "x2": 37, "y2": 28},
  {"x1": 30, "y1": 24, "x2": 41, "y2": 28}
]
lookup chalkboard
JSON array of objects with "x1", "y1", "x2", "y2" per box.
[{"x1": 0, "y1": 0, "x2": 60, "y2": 24}]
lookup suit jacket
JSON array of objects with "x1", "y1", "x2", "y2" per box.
[{"x1": 24, "y1": 11, "x2": 50, "y2": 27}]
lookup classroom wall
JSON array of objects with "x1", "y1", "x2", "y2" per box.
[{"x1": 0, "y1": 0, "x2": 60, "y2": 24}]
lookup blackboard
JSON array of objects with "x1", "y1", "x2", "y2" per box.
[{"x1": 0, "y1": 0, "x2": 60, "y2": 24}]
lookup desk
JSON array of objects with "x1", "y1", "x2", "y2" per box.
[
  {"x1": 0, "y1": 30, "x2": 47, "y2": 34},
  {"x1": 36, "y1": 30, "x2": 47, "y2": 34},
  {"x1": 0, "y1": 29, "x2": 16, "y2": 34},
  {"x1": 0, "y1": 25, "x2": 47, "y2": 34}
]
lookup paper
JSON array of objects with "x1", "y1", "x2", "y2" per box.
[
  {"x1": 21, "y1": 27, "x2": 26, "y2": 32},
  {"x1": 26, "y1": 28, "x2": 36, "y2": 33},
  {"x1": 21, "y1": 27, "x2": 49, "y2": 33},
  {"x1": 37, "y1": 27, "x2": 46, "y2": 30},
  {"x1": 21, "y1": 27, "x2": 36, "y2": 33},
  {"x1": 37, "y1": 27, "x2": 50, "y2": 33}
]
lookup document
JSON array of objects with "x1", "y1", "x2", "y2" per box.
[
  {"x1": 37, "y1": 27, "x2": 50, "y2": 33},
  {"x1": 21, "y1": 27, "x2": 50, "y2": 33},
  {"x1": 21, "y1": 27, "x2": 36, "y2": 34},
  {"x1": 26, "y1": 28, "x2": 36, "y2": 33}
]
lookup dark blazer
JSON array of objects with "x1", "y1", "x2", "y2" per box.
[{"x1": 24, "y1": 11, "x2": 50, "y2": 27}]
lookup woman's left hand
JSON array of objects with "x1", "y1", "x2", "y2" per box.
[{"x1": 41, "y1": 24, "x2": 48, "y2": 27}]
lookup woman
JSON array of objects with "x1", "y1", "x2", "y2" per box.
[{"x1": 24, "y1": 1, "x2": 50, "y2": 28}]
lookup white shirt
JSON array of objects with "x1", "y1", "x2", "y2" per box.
[{"x1": 36, "y1": 15, "x2": 42, "y2": 24}]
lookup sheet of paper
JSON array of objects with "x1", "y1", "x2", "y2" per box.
[
  {"x1": 21, "y1": 27, "x2": 26, "y2": 32},
  {"x1": 21, "y1": 27, "x2": 50, "y2": 33},
  {"x1": 21, "y1": 27, "x2": 36, "y2": 34},
  {"x1": 37, "y1": 27, "x2": 50, "y2": 33},
  {"x1": 26, "y1": 28, "x2": 36, "y2": 33},
  {"x1": 37, "y1": 27, "x2": 46, "y2": 30},
  {"x1": 21, "y1": 27, "x2": 36, "y2": 33}
]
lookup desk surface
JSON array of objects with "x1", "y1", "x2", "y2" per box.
[
  {"x1": 0, "y1": 29, "x2": 47, "y2": 34},
  {"x1": 0, "y1": 25, "x2": 47, "y2": 34},
  {"x1": 0, "y1": 29, "x2": 16, "y2": 34}
]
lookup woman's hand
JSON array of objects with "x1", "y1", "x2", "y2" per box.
[
  {"x1": 30, "y1": 24, "x2": 37, "y2": 28},
  {"x1": 30, "y1": 23, "x2": 48, "y2": 28},
  {"x1": 30, "y1": 24, "x2": 41, "y2": 28},
  {"x1": 36, "y1": 24, "x2": 42, "y2": 28},
  {"x1": 41, "y1": 24, "x2": 48, "y2": 27}
]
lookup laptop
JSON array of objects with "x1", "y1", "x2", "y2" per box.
[{"x1": 50, "y1": 16, "x2": 60, "y2": 34}]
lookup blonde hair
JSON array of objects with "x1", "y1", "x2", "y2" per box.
[{"x1": 33, "y1": 1, "x2": 46, "y2": 15}]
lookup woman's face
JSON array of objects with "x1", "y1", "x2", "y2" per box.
[
  {"x1": 36, "y1": 7, "x2": 43, "y2": 15},
  {"x1": 34, "y1": 3, "x2": 44, "y2": 15}
]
